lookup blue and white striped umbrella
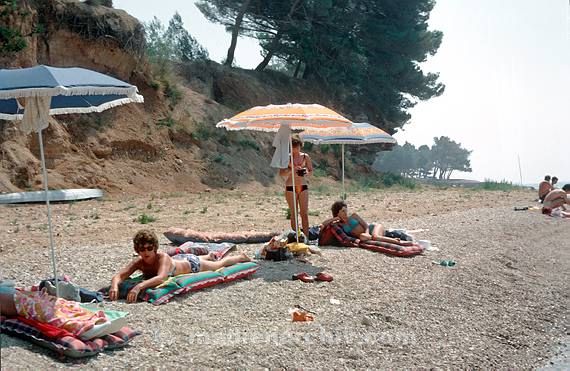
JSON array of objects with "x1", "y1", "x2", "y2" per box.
[
  {"x1": 0, "y1": 65, "x2": 143, "y2": 296},
  {"x1": 300, "y1": 122, "x2": 396, "y2": 199},
  {"x1": 0, "y1": 65, "x2": 143, "y2": 120}
]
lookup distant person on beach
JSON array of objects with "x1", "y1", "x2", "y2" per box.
[
  {"x1": 109, "y1": 229, "x2": 250, "y2": 303},
  {"x1": 279, "y1": 135, "x2": 313, "y2": 236},
  {"x1": 321, "y1": 200, "x2": 414, "y2": 244},
  {"x1": 542, "y1": 184, "x2": 570, "y2": 216},
  {"x1": 551, "y1": 176, "x2": 558, "y2": 189},
  {"x1": 538, "y1": 175, "x2": 553, "y2": 203}
]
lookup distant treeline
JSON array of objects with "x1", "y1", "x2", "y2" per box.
[{"x1": 373, "y1": 136, "x2": 472, "y2": 179}]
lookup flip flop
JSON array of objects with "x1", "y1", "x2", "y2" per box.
[
  {"x1": 292, "y1": 272, "x2": 315, "y2": 283},
  {"x1": 315, "y1": 272, "x2": 333, "y2": 282}
]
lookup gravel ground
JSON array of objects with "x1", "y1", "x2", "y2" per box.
[{"x1": 1, "y1": 187, "x2": 568, "y2": 369}]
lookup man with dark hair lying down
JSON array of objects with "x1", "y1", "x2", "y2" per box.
[{"x1": 109, "y1": 229, "x2": 251, "y2": 303}]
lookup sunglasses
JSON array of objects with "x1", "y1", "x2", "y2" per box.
[{"x1": 135, "y1": 244, "x2": 155, "y2": 253}]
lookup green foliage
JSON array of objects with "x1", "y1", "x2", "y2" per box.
[
  {"x1": 137, "y1": 214, "x2": 156, "y2": 224},
  {"x1": 236, "y1": 138, "x2": 259, "y2": 151},
  {"x1": 312, "y1": 167, "x2": 327, "y2": 178},
  {"x1": 163, "y1": 80, "x2": 182, "y2": 106},
  {"x1": 320, "y1": 144, "x2": 331, "y2": 154},
  {"x1": 0, "y1": 0, "x2": 28, "y2": 54},
  {"x1": 85, "y1": 0, "x2": 113, "y2": 7},
  {"x1": 197, "y1": 0, "x2": 444, "y2": 129},
  {"x1": 157, "y1": 116, "x2": 176, "y2": 128},
  {"x1": 380, "y1": 173, "x2": 417, "y2": 189},
  {"x1": 476, "y1": 179, "x2": 520, "y2": 191},
  {"x1": 194, "y1": 122, "x2": 216, "y2": 141},
  {"x1": 374, "y1": 136, "x2": 471, "y2": 180},
  {"x1": 0, "y1": 26, "x2": 26, "y2": 53},
  {"x1": 144, "y1": 13, "x2": 208, "y2": 64}
]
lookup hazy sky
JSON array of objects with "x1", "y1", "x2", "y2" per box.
[{"x1": 114, "y1": 0, "x2": 569, "y2": 183}]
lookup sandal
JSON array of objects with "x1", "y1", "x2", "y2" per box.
[
  {"x1": 315, "y1": 272, "x2": 333, "y2": 282},
  {"x1": 292, "y1": 272, "x2": 315, "y2": 283}
]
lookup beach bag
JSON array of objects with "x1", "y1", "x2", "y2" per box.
[{"x1": 318, "y1": 224, "x2": 338, "y2": 246}]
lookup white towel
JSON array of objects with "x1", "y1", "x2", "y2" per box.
[
  {"x1": 271, "y1": 125, "x2": 291, "y2": 168},
  {"x1": 21, "y1": 96, "x2": 51, "y2": 134}
]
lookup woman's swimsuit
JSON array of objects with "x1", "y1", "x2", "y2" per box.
[
  {"x1": 342, "y1": 217, "x2": 360, "y2": 233},
  {"x1": 286, "y1": 153, "x2": 309, "y2": 194},
  {"x1": 171, "y1": 254, "x2": 201, "y2": 274}
]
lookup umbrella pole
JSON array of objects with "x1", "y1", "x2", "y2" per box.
[
  {"x1": 341, "y1": 144, "x2": 345, "y2": 200},
  {"x1": 289, "y1": 135, "x2": 300, "y2": 242},
  {"x1": 37, "y1": 124, "x2": 59, "y2": 298}
]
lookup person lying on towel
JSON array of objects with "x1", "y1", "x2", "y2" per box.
[
  {"x1": 109, "y1": 229, "x2": 251, "y2": 303},
  {"x1": 321, "y1": 200, "x2": 414, "y2": 245},
  {"x1": 542, "y1": 184, "x2": 570, "y2": 216}
]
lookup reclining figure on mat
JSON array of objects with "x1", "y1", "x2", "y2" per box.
[
  {"x1": 109, "y1": 229, "x2": 250, "y2": 303},
  {"x1": 321, "y1": 200, "x2": 414, "y2": 246},
  {"x1": 542, "y1": 184, "x2": 570, "y2": 216}
]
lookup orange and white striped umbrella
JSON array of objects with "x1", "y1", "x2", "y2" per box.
[{"x1": 216, "y1": 103, "x2": 352, "y2": 132}]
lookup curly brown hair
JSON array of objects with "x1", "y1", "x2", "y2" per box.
[{"x1": 133, "y1": 229, "x2": 158, "y2": 252}]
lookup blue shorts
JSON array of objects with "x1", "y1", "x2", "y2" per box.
[
  {"x1": 368, "y1": 223, "x2": 377, "y2": 235},
  {"x1": 173, "y1": 254, "x2": 201, "y2": 273}
]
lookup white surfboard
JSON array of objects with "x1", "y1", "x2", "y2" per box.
[{"x1": 0, "y1": 188, "x2": 104, "y2": 204}]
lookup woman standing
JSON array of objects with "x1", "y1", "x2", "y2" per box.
[{"x1": 279, "y1": 135, "x2": 313, "y2": 236}]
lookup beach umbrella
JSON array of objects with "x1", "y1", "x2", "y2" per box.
[
  {"x1": 300, "y1": 122, "x2": 397, "y2": 199},
  {"x1": 0, "y1": 65, "x2": 144, "y2": 296},
  {"x1": 216, "y1": 103, "x2": 352, "y2": 241}
]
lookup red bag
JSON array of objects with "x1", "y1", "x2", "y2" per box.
[{"x1": 318, "y1": 225, "x2": 338, "y2": 246}]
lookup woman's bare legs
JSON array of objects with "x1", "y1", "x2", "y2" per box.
[
  {"x1": 285, "y1": 190, "x2": 298, "y2": 231},
  {"x1": 370, "y1": 224, "x2": 385, "y2": 239},
  {"x1": 199, "y1": 253, "x2": 251, "y2": 272},
  {"x1": 297, "y1": 189, "x2": 310, "y2": 236}
]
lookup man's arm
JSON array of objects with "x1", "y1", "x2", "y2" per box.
[
  {"x1": 109, "y1": 259, "x2": 141, "y2": 301},
  {"x1": 126, "y1": 255, "x2": 171, "y2": 303}
]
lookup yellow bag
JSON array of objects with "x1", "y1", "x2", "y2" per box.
[{"x1": 286, "y1": 242, "x2": 309, "y2": 254}]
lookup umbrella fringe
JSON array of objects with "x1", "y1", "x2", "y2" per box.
[
  {"x1": 0, "y1": 86, "x2": 141, "y2": 100},
  {"x1": 0, "y1": 96, "x2": 144, "y2": 120}
]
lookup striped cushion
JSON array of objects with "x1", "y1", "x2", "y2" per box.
[
  {"x1": 0, "y1": 317, "x2": 140, "y2": 358},
  {"x1": 145, "y1": 262, "x2": 258, "y2": 305}
]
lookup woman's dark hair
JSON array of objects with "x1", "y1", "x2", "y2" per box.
[
  {"x1": 331, "y1": 200, "x2": 347, "y2": 217},
  {"x1": 291, "y1": 134, "x2": 303, "y2": 147},
  {"x1": 544, "y1": 175, "x2": 551, "y2": 181},
  {"x1": 563, "y1": 184, "x2": 570, "y2": 191}
]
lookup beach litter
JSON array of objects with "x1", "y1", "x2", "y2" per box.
[
  {"x1": 432, "y1": 259, "x2": 456, "y2": 267},
  {"x1": 290, "y1": 305, "x2": 316, "y2": 322}
]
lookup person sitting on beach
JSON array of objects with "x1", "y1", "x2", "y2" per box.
[
  {"x1": 321, "y1": 201, "x2": 413, "y2": 244},
  {"x1": 542, "y1": 184, "x2": 570, "y2": 215},
  {"x1": 109, "y1": 229, "x2": 251, "y2": 303},
  {"x1": 538, "y1": 175, "x2": 553, "y2": 203}
]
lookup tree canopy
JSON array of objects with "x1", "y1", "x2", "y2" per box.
[
  {"x1": 196, "y1": 0, "x2": 444, "y2": 132},
  {"x1": 144, "y1": 12, "x2": 209, "y2": 64},
  {"x1": 373, "y1": 136, "x2": 472, "y2": 179}
]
